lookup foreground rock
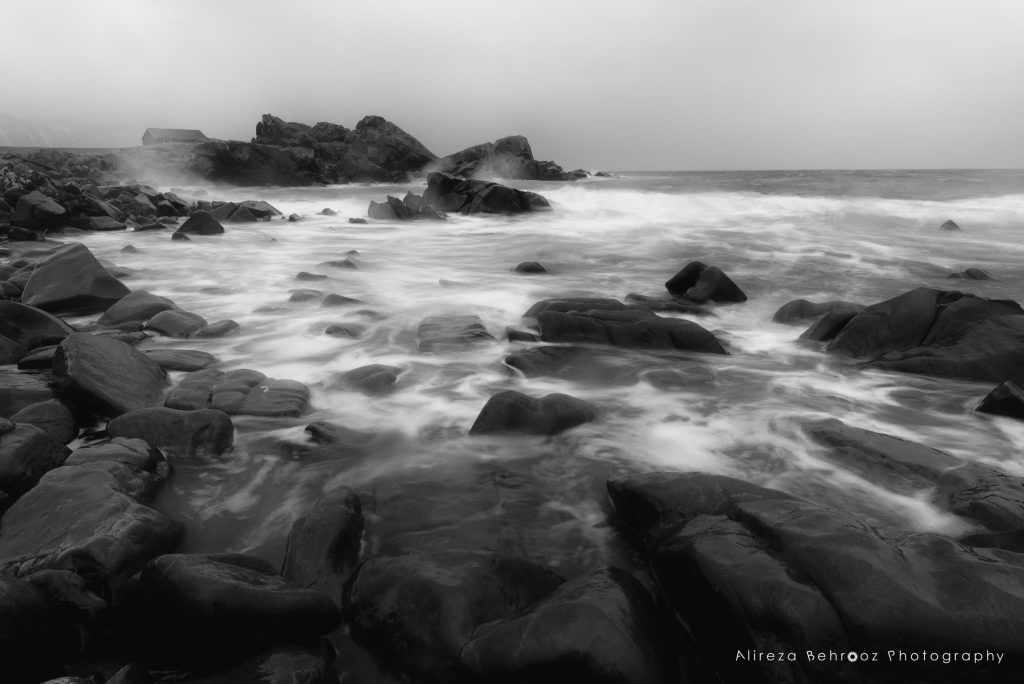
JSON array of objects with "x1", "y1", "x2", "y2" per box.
[
  {"x1": 124, "y1": 553, "x2": 341, "y2": 666},
  {"x1": 811, "y1": 287, "x2": 1024, "y2": 383},
  {"x1": 469, "y1": 390, "x2": 597, "y2": 435},
  {"x1": 0, "y1": 575, "x2": 63, "y2": 684},
  {"x1": 0, "y1": 441, "x2": 180, "y2": 580},
  {"x1": 434, "y1": 134, "x2": 576, "y2": 181},
  {"x1": 52, "y1": 333, "x2": 169, "y2": 417},
  {"x1": 608, "y1": 471, "x2": 1024, "y2": 683},
  {"x1": 20, "y1": 243, "x2": 130, "y2": 315}
]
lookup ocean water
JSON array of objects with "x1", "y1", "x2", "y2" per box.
[{"x1": 65, "y1": 169, "x2": 1024, "y2": 573}]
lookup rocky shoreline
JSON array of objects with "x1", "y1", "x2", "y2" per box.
[{"x1": 2, "y1": 149, "x2": 1024, "y2": 684}]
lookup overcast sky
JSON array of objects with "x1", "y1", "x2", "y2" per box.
[{"x1": 4, "y1": 0, "x2": 1024, "y2": 169}]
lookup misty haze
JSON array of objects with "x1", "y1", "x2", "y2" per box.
[{"x1": 2, "y1": 2, "x2": 1024, "y2": 684}]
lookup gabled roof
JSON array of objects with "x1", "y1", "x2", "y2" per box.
[{"x1": 144, "y1": 128, "x2": 207, "y2": 140}]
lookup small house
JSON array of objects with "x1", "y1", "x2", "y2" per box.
[{"x1": 142, "y1": 128, "x2": 208, "y2": 145}]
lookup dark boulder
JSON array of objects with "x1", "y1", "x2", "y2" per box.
[
  {"x1": 435, "y1": 134, "x2": 575, "y2": 181},
  {"x1": 940, "y1": 219, "x2": 961, "y2": 231},
  {"x1": 175, "y1": 210, "x2": 224, "y2": 236},
  {"x1": 461, "y1": 568, "x2": 676, "y2": 684},
  {"x1": 96, "y1": 290, "x2": 177, "y2": 327},
  {"x1": 0, "y1": 420, "x2": 70, "y2": 496},
  {"x1": 52, "y1": 332, "x2": 169, "y2": 417},
  {"x1": 9, "y1": 399, "x2": 76, "y2": 443},
  {"x1": 194, "y1": 319, "x2": 239, "y2": 338},
  {"x1": 977, "y1": 381, "x2": 1024, "y2": 420},
  {"x1": 107, "y1": 407, "x2": 234, "y2": 458},
  {"x1": 772, "y1": 298, "x2": 864, "y2": 324},
  {"x1": 145, "y1": 309, "x2": 208, "y2": 337},
  {"x1": 469, "y1": 390, "x2": 596, "y2": 436},
  {"x1": 21, "y1": 243, "x2": 130, "y2": 315},
  {"x1": 0, "y1": 300, "x2": 74, "y2": 364},
  {"x1": 86, "y1": 216, "x2": 127, "y2": 231},
  {"x1": 820, "y1": 288, "x2": 1024, "y2": 383},
  {"x1": 513, "y1": 261, "x2": 548, "y2": 274},
  {"x1": 124, "y1": 553, "x2": 341, "y2": 666},
  {"x1": 0, "y1": 455, "x2": 180, "y2": 580},
  {"x1": 11, "y1": 190, "x2": 67, "y2": 229},
  {"x1": 282, "y1": 487, "x2": 363, "y2": 605},
  {"x1": 417, "y1": 314, "x2": 495, "y2": 352},
  {"x1": 537, "y1": 308, "x2": 727, "y2": 354},
  {"x1": 664, "y1": 261, "x2": 746, "y2": 303},
  {"x1": 421, "y1": 172, "x2": 550, "y2": 215},
  {"x1": 345, "y1": 550, "x2": 563, "y2": 683}
]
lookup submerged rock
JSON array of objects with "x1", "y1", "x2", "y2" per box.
[
  {"x1": 165, "y1": 368, "x2": 310, "y2": 417},
  {"x1": 331, "y1": 364, "x2": 401, "y2": 395},
  {"x1": 940, "y1": 219, "x2": 962, "y2": 231},
  {"x1": 772, "y1": 298, "x2": 864, "y2": 324},
  {"x1": 417, "y1": 314, "x2": 495, "y2": 352},
  {"x1": 537, "y1": 307, "x2": 727, "y2": 354}
]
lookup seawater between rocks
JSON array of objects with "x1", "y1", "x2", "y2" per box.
[{"x1": 65, "y1": 169, "x2": 1024, "y2": 572}]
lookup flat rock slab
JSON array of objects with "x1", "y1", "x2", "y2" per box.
[
  {"x1": 0, "y1": 459, "x2": 180, "y2": 580},
  {"x1": 417, "y1": 314, "x2": 494, "y2": 352},
  {"x1": 469, "y1": 390, "x2": 597, "y2": 436},
  {"x1": 125, "y1": 553, "x2": 340, "y2": 664},
  {"x1": 165, "y1": 368, "x2": 310, "y2": 417},
  {"x1": 107, "y1": 407, "x2": 234, "y2": 457},
  {"x1": 52, "y1": 332, "x2": 169, "y2": 417},
  {"x1": 20, "y1": 243, "x2": 130, "y2": 315},
  {"x1": 143, "y1": 348, "x2": 218, "y2": 372}
]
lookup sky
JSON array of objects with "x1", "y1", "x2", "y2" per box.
[{"x1": 3, "y1": 0, "x2": 1024, "y2": 170}]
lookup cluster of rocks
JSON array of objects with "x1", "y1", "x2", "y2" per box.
[{"x1": 367, "y1": 172, "x2": 552, "y2": 220}]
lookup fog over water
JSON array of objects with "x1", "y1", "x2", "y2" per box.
[{"x1": 4, "y1": 0, "x2": 1024, "y2": 169}]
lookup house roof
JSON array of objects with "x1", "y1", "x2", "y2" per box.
[{"x1": 144, "y1": 128, "x2": 207, "y2": 140}]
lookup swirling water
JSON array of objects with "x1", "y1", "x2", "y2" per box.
[{"x1": 65, "y1": 169, "x2": 1024, "y2": 572}]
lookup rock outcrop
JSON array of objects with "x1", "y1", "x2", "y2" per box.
[{"x1": 434, "y1": 134, "x2": 577, "y2": 181}]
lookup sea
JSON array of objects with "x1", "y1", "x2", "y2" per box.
[{"x1": 64, "y1": 168, "x2": 1024, "y2": 574}]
